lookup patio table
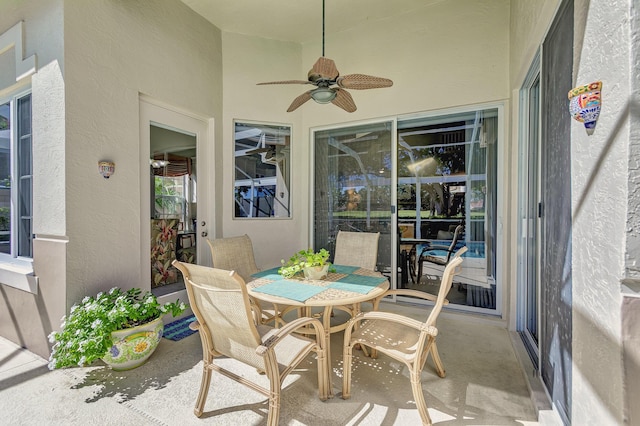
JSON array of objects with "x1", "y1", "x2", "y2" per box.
[{"x1": 247, "y1": 265, "x2": 389, "y2": 396}]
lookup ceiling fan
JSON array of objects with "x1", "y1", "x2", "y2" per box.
[{"x1": 257, "y1": 0, "x2": 393, "y2": 113}]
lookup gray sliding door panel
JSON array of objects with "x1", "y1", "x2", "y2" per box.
[{"x1": 540, "y1": 0, "x2": 573, "y2": 424}]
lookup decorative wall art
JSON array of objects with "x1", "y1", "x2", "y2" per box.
[
  {"x1": 568, "y1": 81, "x2": 602, "y2": 135},
  {"x1": 98, "y1": 161, "x2": 115, "y2": 178}
]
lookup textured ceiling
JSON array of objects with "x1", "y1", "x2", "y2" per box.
[{"x1": 181, "y1": 0, "x2": 443, "y2": 44}]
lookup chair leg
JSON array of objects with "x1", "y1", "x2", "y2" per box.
[
  {"x1": 342, "y1": 343, "x2": 354, "y2": 399},
  {"x1": 410, "y1": 367, "x2": 433, "y2": 426},
  {"x1": 417, "y1": 258, "x2": 423, "y2": 284},
  {"x1": 429, "y1": 342, "x2": 446, "y2": 378},
  {"x1": 267, "y1": 390, "x2": 281, "y2": 426},
  {"x1": 316, "y1": 344, "x2": 329, "y2": 401},
  {"x1": 194, "y1": 363, "x2": 213, "y2": 417}
]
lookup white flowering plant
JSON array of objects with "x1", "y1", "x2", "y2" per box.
[{"x1": 48, "y1": 287, "x2": 187, "y2": 369}]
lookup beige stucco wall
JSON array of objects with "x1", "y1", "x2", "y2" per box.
[
  {"x1": 62, "y1": 0, "x2": 222, "y2": 308},
  {"x1": 220, "y1": 32, "x2": 305, "y2": 269},
  {"x1": 221, "y1": 0, "x2": 511, "y2": 274},
  {"x1": 1, "y1": 0, "x2": 223, "y2": 358},
  {"x1": 569, "y1": 1, "x2": 629, "y2": 424}
]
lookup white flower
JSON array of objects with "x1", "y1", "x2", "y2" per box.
[
  {"x1": 96, "y1": 292, "x2": 103, "y2": 299},
  {"x1": 179, "y1": 303, "x2": 186, "y2": 310},
  {"x1": 70, "y1": 305, "x2": 78, "y2": 313},
  {"x1": 48, "y1": 332, "x2": 56, "y2": 343},
  {"x1": 145, "y1": 296, "x2": 154, "y2": 304},
  {"x1": 91, "y1": 319, "x2": 102, "y2": 329},
  {"x1": 48, "y1": 360, "x2": 56, "y2": 370},
  {"x1": 109, "y1": 287, "x2": 118, "y2": 294},
  {"x1": 78, "y1": 356, "x2": 86, "y2": 366},
  {"x1": 133, "y1": 303, "x2": 140, "y2": 309},
  {"x1": 82, "y1": 296, "x2": 90, "y2": 304},
  {"x1": 160, "y1": 306, "x2": 167, "y2": 313}
]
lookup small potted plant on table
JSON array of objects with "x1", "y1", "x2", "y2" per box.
[
  {"x1": 279, "y1": 248, "x2": 334, "y2": 280},
  {"x1": 48, "y1": 287, "x2": 187, "y2": 371}
]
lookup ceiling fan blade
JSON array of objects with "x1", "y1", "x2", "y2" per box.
[
  {"x1": 310, "y1": 57, "x2": 339, "y2": 81},
  {"x1": 331, "y1": 88, "x2": 357, "y2": 113},
  {"x1": 337, "y1": 74, "x2": 393, "y2": 90},
  {"x1": 257, "y1": 80, "x2": 311, "y2": 85},
  {"x1": 287, "y1": 91, "x2": 313, "y2": 112}
]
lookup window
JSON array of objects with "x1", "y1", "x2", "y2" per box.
[
  {"x1": 233, "y1": 121, "x2": 291, "y2": 218},
  {"x1": 0, "y1": 92, "x2": 33, "y2": 258}
]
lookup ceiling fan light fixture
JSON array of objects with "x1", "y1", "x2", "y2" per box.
[{"x1": 310, "y1": 87, "x2": 337, "y2": 104}]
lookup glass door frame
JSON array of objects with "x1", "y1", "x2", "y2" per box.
[
  {"x1": 517, "y1": 52, "x2": 542, "y2": 365},
  {"x1": 309, "y1": 102, "x2": 505, "y2": 316}
]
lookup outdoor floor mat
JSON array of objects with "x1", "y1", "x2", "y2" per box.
[{"x1": 163, "y1": 314, "x2": 197, "y2": 341}]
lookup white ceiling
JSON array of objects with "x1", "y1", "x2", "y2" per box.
[{"x1": 180, "y1": 0, "x2": 444, "y2": 44}]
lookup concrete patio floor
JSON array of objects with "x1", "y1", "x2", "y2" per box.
[{"x1": 0, "y1": 302, "x2": 539, "y2": 425}]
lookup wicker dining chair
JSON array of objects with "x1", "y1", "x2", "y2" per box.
[
  {"x1": 342, "y1": 247, "x2": 467, "y2": 426},
  {"x1": 207, "y1": 234, "x2": 259, "y2": 282},
  {"x1": 172, "y1": 261, "x2": 329, "y2": 426},
  {"x1": 330, "y1": 230, "x2": 381, "y2": 322},
  {"x1": 207, "y1": 234, "x2": 280, "y2": 325},
  {"x1": 333, "y1": 230, "x2": 380, "y2": 270}
]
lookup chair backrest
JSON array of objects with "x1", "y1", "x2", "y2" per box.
[
  {"x1": 172, "y1": 261, "x2": 265, "y2": 370},
  {"x1": 207, "y1": 234, "x2": 259, "y2": 282},
  {"x1": 424, "y1": 247, "x2": 467, "y2": 327},
  {"x1": 333, "y1": 231, "x2": 380, "y2": 270},
  {"x1": 444, "y1": 225, "x2": 464, "y2": 262}
]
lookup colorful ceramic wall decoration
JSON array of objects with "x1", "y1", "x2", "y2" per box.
[
  {"x1": 568, "y1": 81, "x2": 602, "y2": 134},
  {"x1": 98, "y1": 161, "x2": 115, "y2": 178}
]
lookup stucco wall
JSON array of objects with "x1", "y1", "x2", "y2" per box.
[
  {"x1": 570, "y1": 1, "x2": 629, "y2": 424},
  {"x1": 62, "y1": 0, "x2": 222, "y2": 308},
  {"x1": 221, "y1": 0, "x2": 511, "y2": 272},
  {"x1": 220, "y1": 32, "x2": 305, "y2": 270}
]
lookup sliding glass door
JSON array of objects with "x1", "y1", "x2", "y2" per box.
[
  {"x1": 312, "y1": 120, "x2": 395, "y2": 278},
  {"x1": 312, "y1": 106, "x2": 501, "y2": 314}
]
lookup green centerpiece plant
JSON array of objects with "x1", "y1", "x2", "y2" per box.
[
  {"x1": 278, "y1": 248, "x2": 335, "y2": 279},
  {"x1": 48, "y1": 287, "x2": 187, "y2": 370}
]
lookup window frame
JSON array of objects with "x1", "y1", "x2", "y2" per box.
[{"x1": 0, "y1": 88, "x2": 36, "y2": 293}]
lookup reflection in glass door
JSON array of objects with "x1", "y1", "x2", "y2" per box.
[{"x1": 312, "y1": 121, "x2": 394, "y2": 278}]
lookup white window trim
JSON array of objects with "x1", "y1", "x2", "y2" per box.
[{"x1": 0, "y1": 90, "x2": 35, "y2": 292}]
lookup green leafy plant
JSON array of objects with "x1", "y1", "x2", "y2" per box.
[
  {"x1": 48, "y1": 287, "x2": 187, "y2": 369},
  {"x1": 278, "y1": 248, "x2": 334, "y2": 278}
]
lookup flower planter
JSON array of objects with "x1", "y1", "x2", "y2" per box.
[
  {"x1": 303, "y1": 264, "x2": 330, "y2": 280},
  {"x1": 101, "y1": 317, "x2": 164, "y2": 371}
]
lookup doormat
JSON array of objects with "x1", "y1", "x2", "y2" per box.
[{"x1": 163, "y1": 314, "x2": 198, "y2": 341}]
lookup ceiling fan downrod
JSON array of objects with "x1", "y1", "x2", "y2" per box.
[{"x1": 322, "y1": 0, "x2": 325, "y2": 57}]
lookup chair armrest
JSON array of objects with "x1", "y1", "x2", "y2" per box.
[
  {"x1": 371, "y1": 289, "x2": 448, "y2": 310},
  {"x1": 256, "y1": 316, "x2": 326, "y2": 354},
  {"x1": 346, "y1": 311, "x2": 438, "y2": 337},
  {"x1": 418, "y1": 245, "x2": 452, "y2": 257}
]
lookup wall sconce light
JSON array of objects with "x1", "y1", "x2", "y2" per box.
[{"x1": 98, "y1": 161, "x2": 115, "y2": 179}]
